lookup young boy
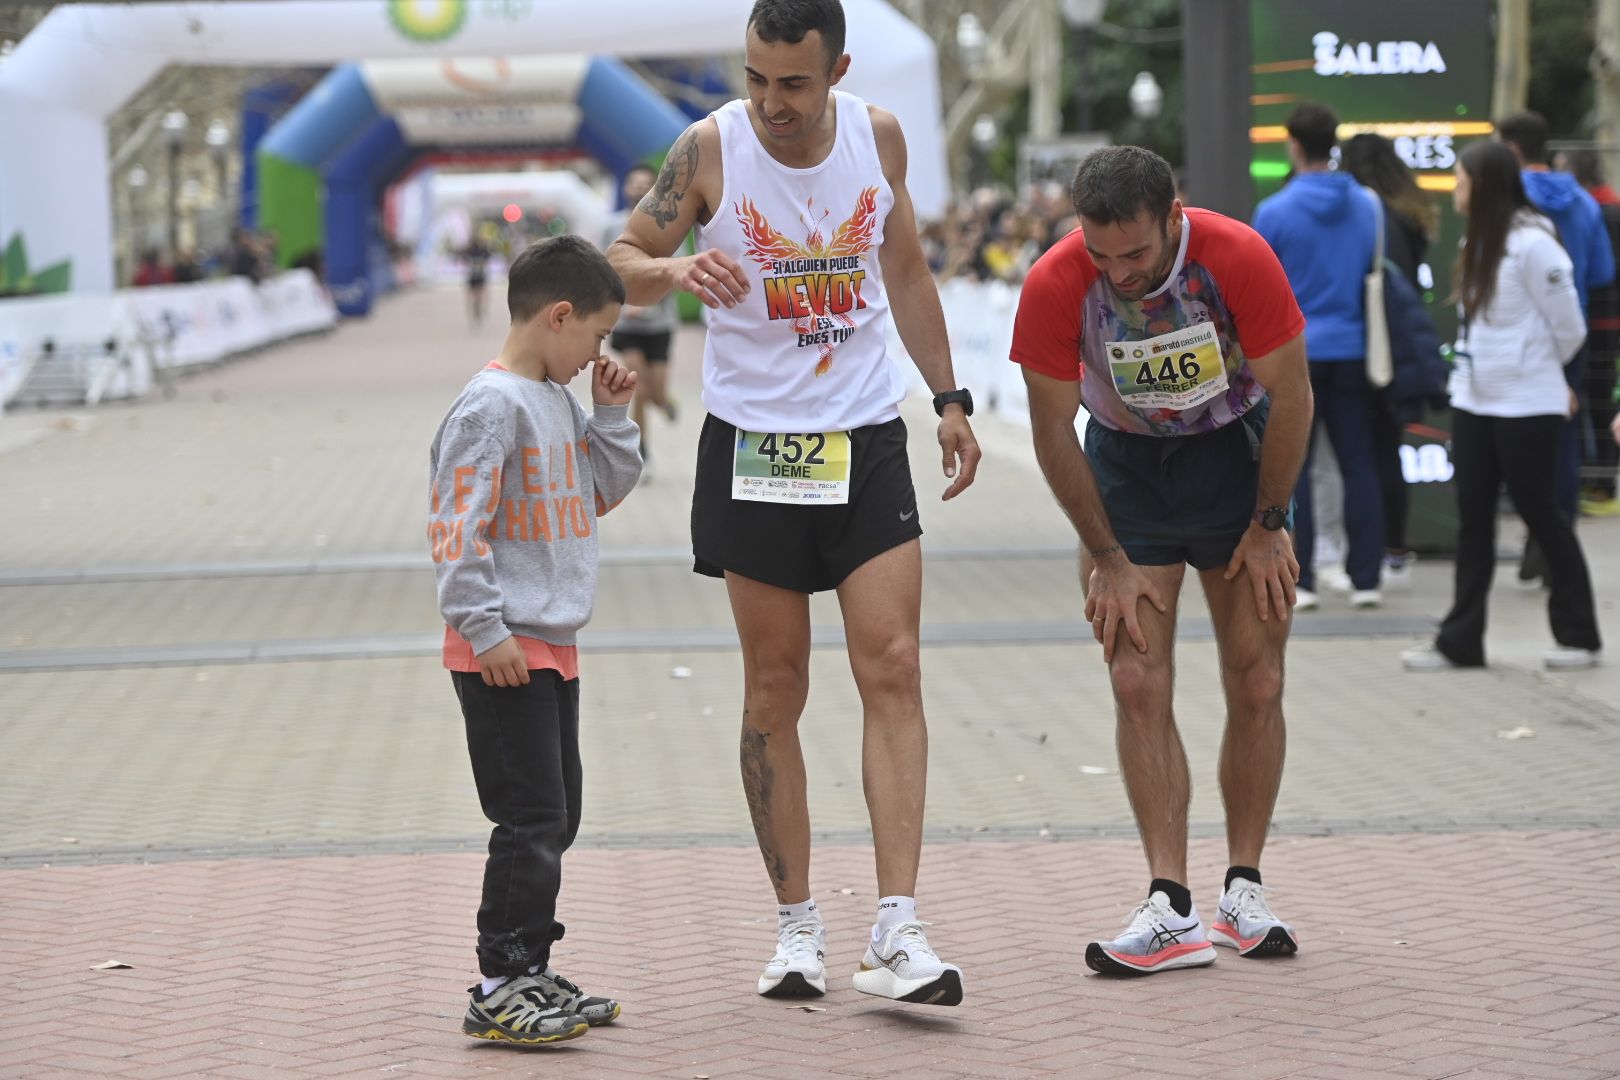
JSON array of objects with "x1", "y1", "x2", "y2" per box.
[{"x1": 428, "y1": 234, "x2": 642, "y2": 1045}]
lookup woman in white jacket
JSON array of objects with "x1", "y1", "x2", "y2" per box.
[{"x1": 1404, "y1": 140, "x2": 1603, "y2": 671}]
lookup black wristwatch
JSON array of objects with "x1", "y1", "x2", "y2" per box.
[
  {"x1": 1254, "y1": 505, "x2": 1288, "y2": 531},
  {"x1": 933, "y1": 388, "x2": 974, "y2": 417}
]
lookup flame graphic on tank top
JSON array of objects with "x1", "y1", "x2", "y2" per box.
[{"x1": 735, "y1": 189, "x2": 879, "y2": 376}]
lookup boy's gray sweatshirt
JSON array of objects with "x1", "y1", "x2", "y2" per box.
[{"x1": 428, "y1": 366, "x2": 641, "y2": 654}]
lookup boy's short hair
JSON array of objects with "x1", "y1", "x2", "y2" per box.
[
  {"x1": 748, "y1": 0, "x2": 846, "y2": 68},
  {"x1": 1498, "y1": 111, "x2": 1550, "y2": 164},
  {"x1": 507, "y1": 235, "x2": 626, "y2": 323},
  {"x1": 1286, "y1": 102, "x2": 1340, "y2": 163}
]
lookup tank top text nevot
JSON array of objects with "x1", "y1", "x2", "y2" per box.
[{"x1": 695, "y1": 91, "x2": 905, "y2": 433}]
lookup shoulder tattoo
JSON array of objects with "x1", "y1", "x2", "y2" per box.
[{"x1": 637, "y1": 128, "x2": 700, "y2": 230}]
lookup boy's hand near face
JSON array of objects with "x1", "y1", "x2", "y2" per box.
[{"x1": 593, "y1": 357, "x2": 638, "y2": 406}]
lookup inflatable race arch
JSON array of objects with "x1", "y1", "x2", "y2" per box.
[{"x1": 0, "y1": 0, "x2": 945, "y2": 296}]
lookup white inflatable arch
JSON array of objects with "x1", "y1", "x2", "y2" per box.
[{"x1": 0, "y1": 0, "x2": 944, "y2": 294}]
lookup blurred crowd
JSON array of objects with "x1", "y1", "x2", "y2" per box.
[
  {"x1": 127, "y1": 226, "x2": 287, "y2": 288},
  {"x1": 921, "y1": 184, "x2": 1079, "y2": 285}
]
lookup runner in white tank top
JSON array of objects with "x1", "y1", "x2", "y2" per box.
[{"x1": 607, "y1": 0, "x2": 979, "y2": 1009}]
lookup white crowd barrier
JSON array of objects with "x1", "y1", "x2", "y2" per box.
[
  {"x1": 886, "y1": 276, "x2": 1086, "y2": 432},
  {"x1": 0, "y1": 270, "x2": 336, "y2": 409}
]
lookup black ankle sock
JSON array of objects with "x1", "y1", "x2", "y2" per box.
[
  {"x1": 1149, "y1": 878, "x2": 1193, "y2": 917},
  {"x1": 1225, "y1": 865, "x2": 1262, "y2": 892}
]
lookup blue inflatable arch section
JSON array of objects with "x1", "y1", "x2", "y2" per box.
[{"x1": 259, "y1": 57, "x2": 688, "y2": 316}]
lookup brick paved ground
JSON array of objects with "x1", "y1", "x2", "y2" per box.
[
  {"x1": 3, "y1": 286, "x2": 1619, "y2": 1078},
  {"x1": 3, "y1": 836, "x2": 1618, "y2": 1079}
]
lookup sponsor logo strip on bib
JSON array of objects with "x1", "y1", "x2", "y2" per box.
[
  {"x1": 1105, "y1": 321, "x2": 1230, "y2": 411},
  {"x1": 732, "y1": 430, "x2": 852, "y2": 504}
]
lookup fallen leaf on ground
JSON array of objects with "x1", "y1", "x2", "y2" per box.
[
  {"x1": 91, "y1": 960, "x2": 132, "y2": 970},
  {"x1": 1496, "y1": 727, "x2": 1536, "y2": 740}
]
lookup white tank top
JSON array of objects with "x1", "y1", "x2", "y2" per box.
[{"x1": 696, "y1": 91, "x2": 904, "y2": 432}]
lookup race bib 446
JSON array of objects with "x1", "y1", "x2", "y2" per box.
[
  {"x1": 1104, "y1": 321, "x2": 1229, "y2": 411},
  {"x1": 732, "y1": 430, "x2": 852, "y2": 504}
]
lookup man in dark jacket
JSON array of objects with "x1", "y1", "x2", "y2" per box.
[
  {"x1": 1254, "y1": 102, "x2": 1384, "y2": 607},
  {"x1": 1499, "y1": 114, "x2": 1617, "y2": 574},
  {"x1": 1563, "y1": 149, "x2": 1620, "y2": 513}
]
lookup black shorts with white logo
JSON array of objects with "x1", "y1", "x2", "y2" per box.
[{"x1": 691, "y1": 414, "x2": 921, "y2": 593}]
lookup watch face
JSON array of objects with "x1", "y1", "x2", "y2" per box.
[{"x1": 1263, "y1": 508, "x2": 1287, "y2": 530}]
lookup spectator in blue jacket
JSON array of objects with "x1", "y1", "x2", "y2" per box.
[
  {"x1": 1498, "y1": 112, "x2": 1616, "y2": 582},
  {"x1": 1254, "y1": 102, "x2": 1384, "y2": 608}
]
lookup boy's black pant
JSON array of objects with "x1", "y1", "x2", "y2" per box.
[{"x1": 453, "y1": 669, "x2": 582, "y2": 979}]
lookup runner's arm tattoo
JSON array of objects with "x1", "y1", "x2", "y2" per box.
[{"x1": 637, "y1": 128, "x2": 700, "y2": 230}]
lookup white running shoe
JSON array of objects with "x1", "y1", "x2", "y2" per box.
[
  {"x1": 851, "y1": 920, "x2": 963, "y2": 1005},
  {"x1": 1382, "y1": 555, "x2": 1416, "y2": 591},
  {"x1": 1351, "y1": 589, "x2": 1382, "y2": 609},
  {"x1": 1402, "y1": 645, "x2": 1462, "y2": 672},
  {"x1": 1545, "y1": 646, "x2": 1600, "y2": 670},
  {"x1": 757, "y1": 915, "x2": 827, "y2": 997},
  {"x1": 1209, "y1": 878, "x2": 1299, "y2": 957},
  {"x1": 1084, "y1": 891, "x2": 1216, "y2": 976},
  {"x1": 1321, "y1": 566, "x2": 1354, "y2": 595},
  {"x1": 1294, "y1": 589, "x2": 1320, "y2": 612}
]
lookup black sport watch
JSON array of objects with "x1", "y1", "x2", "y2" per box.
[
  {"x1": 933, "y1": 388, "x2": 974, "y2": 417},
  {"x1": 1254, "y1": 505, "x2": 1288, "y2": 531}
]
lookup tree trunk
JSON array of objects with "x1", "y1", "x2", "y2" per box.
[
  {"x1": 1594, "y1": 0, "x2": 1620, "y2": 181},
  {"x1": 1491, "y1": 0, "x2": 1530, "y2": 120}
]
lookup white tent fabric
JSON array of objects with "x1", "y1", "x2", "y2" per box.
[{"x1": 0, "y1": 0, "x2": 944, "y2": 294}]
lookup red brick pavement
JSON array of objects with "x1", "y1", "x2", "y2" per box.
[{"x1": 2, "y1": 834, "x2": 1617, "y2": 1079}]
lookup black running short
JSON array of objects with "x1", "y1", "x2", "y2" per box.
[
  {"x1": 691, "y1": 414, "x2": 921, "y2": 593},
  {"x1": 1083, "y1": 398, "x2": 1281, "y2": 571},
  {"x1": 610, "y1": 329, "x2": 673, "y2": 363}
]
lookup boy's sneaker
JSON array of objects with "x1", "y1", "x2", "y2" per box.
[
  {"x1": 462, "y1": 976, "x2": 589, "y2": 1045},
  {"x1": 532, "y1": 965, "x2": 621, "y2": 1026},
  {"x1": 758, "y1": 915, "x2": 827, "y2": 997},
  {"x1": 852, "y1": 921, "x2": 963, "y2": 1005},
  {"x1": 1209, "y1": 878, "x2": 1299, "y2": 957},
  {"x1": 1084, "y1": 891, "x2": 1216, "y2": 976}
]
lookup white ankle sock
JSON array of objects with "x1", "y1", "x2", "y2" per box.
[
  {"x1": 778, "y1": 898, "x2": 818, "y2": 923},
  {"x1": 873, "y1": 895, "x2": 917, "y2": 941},
  {"x1": 479, "y1": 962, "x2": 544, "y2": 998}
]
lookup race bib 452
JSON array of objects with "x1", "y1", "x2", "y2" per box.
[
  {"x1": 1104, "y1": 321, "x2": 1229, "y2": 411},
  {"x1": 732, "y1": 430, "x2": 852, "y2": 504}
]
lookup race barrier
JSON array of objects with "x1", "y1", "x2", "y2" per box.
[
  {"x1": 886, "y1": 276, "x2": 1072, "y2": 430},
  {"x1": 0, "y1": 269, "x2": 335, "y2": 408}
]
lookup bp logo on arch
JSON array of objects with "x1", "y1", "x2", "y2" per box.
[{"x1": 389, "y1": 0, "x2": 467, "y2": 43}]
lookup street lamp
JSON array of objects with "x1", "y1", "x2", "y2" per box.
[
  {"x1": 161, "y1": 109, "x2": 188, "y2": 255},
  {"x1": 956, "y1": 12, "x2": 987, "y2": 78},
  {"x1": 1129, "y1": 71, "x2": 1164, "y2": 121},
  {"x1": 970, "y1": 113, "x2": 999, "y2": 189},
  {"x1": 127, "y1": 166, "x2": 149, "y2": 271},
  {"x1": 1059, "y1": 0, "x2": 1108, "y2": 134},
  {"x1": 205, "y1": 118, "x2": 231, "y2": 208}
]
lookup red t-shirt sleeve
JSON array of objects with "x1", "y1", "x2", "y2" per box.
[
  {"x1": 1206, "y1": 218, "x2": 1306, "y2": 360},
  {"x1": 1010, "y1": 243, "x2": 1089, "y2": 382}
]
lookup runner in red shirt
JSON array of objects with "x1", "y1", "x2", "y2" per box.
[{"x1": 1012, "y1": 146, "x2": 1312, "y2": 975}]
